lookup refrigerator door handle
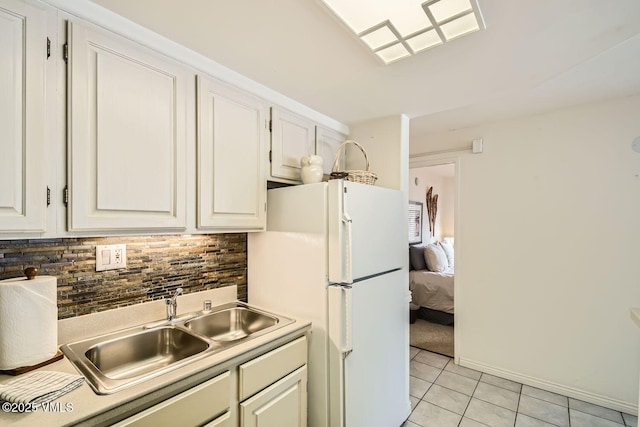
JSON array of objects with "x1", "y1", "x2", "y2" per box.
[
  {"x1": 342, "y1": 212, "x2": 353, "y2": 283},
  {"x1": 341, "y1": 286, "x2": 352, "y2": 357},
  {"x1": 330, "y1": 284, "x2": 353, "y2": 358}
]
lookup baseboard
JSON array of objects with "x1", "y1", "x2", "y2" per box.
[{"x1": 459, "y1": 357, "x2": 638, "y2": 416}]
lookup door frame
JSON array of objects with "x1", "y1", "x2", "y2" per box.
[{"x1": 409, "y1": 154, "x2": 461, "y2": 363}]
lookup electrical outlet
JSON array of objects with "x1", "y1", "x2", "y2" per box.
[{"x1": 96, "y1": 244, "x2": 127, "y2": 271}]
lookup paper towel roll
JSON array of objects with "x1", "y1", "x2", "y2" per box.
[{"x1": 0, "y1": 275, "x2": 58, "y2": 370}]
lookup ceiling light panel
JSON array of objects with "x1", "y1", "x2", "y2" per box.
[
  {"x1": 320, "y1": 0, "x2": 485, "y2": 64},
  {"x1": 375, "y1": 43, "x2": 411, "y2": 63},
  {"x1": 322, "y1": 0, "x2": 432, "y2": 36},
  {"x1": 428, "y1": 0, "x2": 473, "y2": 23},
  {"x1": 440, "y1": 13, "x2": 480, "y2": 40},
  {"x1": 361, "y1": 26, "x2": 398, "y2": 50},
  {"x1": 406, "y1": 30, "x2": 443, "y2": 53}
]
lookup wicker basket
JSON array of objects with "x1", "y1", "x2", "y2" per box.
[{"x1": 330, "y1": 140, "x2": 378, "y2": 185}]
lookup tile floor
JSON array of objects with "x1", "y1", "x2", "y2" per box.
[{"x1": 404, "y1": 346, "x2": 638, "y2": 427}]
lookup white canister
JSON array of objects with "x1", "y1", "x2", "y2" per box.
[{"x1": 300, "y1": 155, "x2": 323, "y2": 184}]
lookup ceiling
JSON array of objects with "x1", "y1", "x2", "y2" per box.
[{"x1": 89, "y1": 0, "x2": 640, "y2": 148}]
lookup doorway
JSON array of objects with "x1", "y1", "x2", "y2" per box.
[{"x1": 408, "y1": 160, "x2": 457, "y2": 359}]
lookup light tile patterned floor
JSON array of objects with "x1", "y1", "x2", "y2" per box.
[{"x1": 404, "y1": 346, "x2": 638, "y2": 427}]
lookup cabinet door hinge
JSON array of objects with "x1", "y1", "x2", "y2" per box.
[
  {"x1": 63, "y1": 42, "x2": 68, "y2": 64},
  {"x1": 268, "y1": 120, "x2": 272, "y2": 132},
  {"x1": 268, "y1": 150, "x2": 272, "y2": 162},
  {"x1": 46, "y1": 37, "x2": 50, "y2": 59},
  {"x1": 63, "y1": 185, "x2": 69, "y2": 207},
  {"x1": 46, "y1": 186, "x2": 51, "y2": 206}
]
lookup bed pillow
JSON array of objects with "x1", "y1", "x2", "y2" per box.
[
  {"x1": 409, "y1": 245, "x2": 427, "y2": 271},
  {"x1": 424, "y1": 243, "x2": 448, "y2": 272},
  {"x1": 438, "y1": 241, "x2": 454, "y2": 268},
  {"x1": 409, "y1": 248, "x2": 414, "y2": 270}
]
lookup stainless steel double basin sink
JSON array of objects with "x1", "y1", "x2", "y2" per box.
[{"x1": 60, "y1": 302, "x2": 293, "y2": 394}]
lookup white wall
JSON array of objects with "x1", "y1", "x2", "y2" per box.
[
  {"x1": 411, "y1": 94, "x2": 640, "y2": 413},
  {"x1": 409, "y1": 165, "x2": 455, "y2": 242},
  {"x1": 441, "y1": 176, "x2": 454, "y2": 240},
  {"x1": 349, "y1": 115, "x2": 409, "y2": 192}
]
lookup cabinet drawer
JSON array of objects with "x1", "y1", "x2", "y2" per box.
[
  {"x1": 203, "y1": 410, "x2": 231, "y2": 427},
  {"x1": 239, "y1": 336, "x2": 307, "y2": 400},
  {"x1": 113, "y1": 371, "x2": 230, "y2": 427}
]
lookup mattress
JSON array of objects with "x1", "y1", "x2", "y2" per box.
[{"x1": 409, "y1": 268, "x2": 454, "y2": 314}]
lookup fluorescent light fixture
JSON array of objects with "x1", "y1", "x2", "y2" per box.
[
  {"x1": 440, "y1": 12, "x2": 480, "y2": 40},
  {"x1": 406, "y1": 29, "x2": 443, "y2": 53},
  {"x1": 376, "y1": 43, "x2": 411, "y2": 63},
  {"x1": 361, "y1": 26, "x2": 397, "y2": 50},
  {"x1": 319, "y1": 0, "x2": 485, "y2": 64}
]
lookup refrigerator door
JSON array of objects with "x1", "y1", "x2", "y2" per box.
[
  {"x1": 328, "y1": 269, "x2": 410, "y2": 427},
  {"x1": 328, "y1": 180, "x2": 405, "y2": 283}
]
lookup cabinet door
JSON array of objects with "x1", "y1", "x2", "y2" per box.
[
  {"x1": 270, "y1": 107, "x2": 315, "y2": 182},
  {"x1": 67, "y1": 22, "x2": 186, "y2": 231},
  {"x1": 0, "y1": 0, "x2": 47, "y2": 233},
  {"x1": 315, "y1": 126, "x2": 346, "y2": 177},
  {"x1": 197, "y1": 75, "x2": 267, "y2": 230},
  {"x1": 240, "y1": 365, "x2": 307, "y2": 427}
]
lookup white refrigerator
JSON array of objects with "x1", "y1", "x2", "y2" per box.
[{"x1": 248, "y1": 179, "x2": 410, "y2": 427}]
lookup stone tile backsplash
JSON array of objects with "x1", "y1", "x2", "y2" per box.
[{"x1": 0, "y1": 234, "x2": 247, "y2": 319}]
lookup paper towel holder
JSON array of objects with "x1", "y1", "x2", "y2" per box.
[
  {"x1": 24, "y1": 267, "x2": 38, "y2": 280},
  {"x1": 0, "y1": 269, "x2": 64, "y2": 376}
]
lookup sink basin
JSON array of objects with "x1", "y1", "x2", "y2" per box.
[
  {"x1": 61, "y1": 302, "x2": 294, "y2": 394},
  {"x1": 84, "y1": 327, "x2": 209, "y2": 380},
  {"x1": 185, "y1": 306, "x2": 279, "y2": 341},
  {"x1": 61, "y1": 326, "x2": 210, "y2": 394}
]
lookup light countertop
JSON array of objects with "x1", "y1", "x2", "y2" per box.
[{"x1": 0, "y1": 287, "x2": 311, "y2": 426}]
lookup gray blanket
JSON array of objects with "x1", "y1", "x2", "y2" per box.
[{"x1": 409, "y1": 268, "x2": 454, "y2": 314}]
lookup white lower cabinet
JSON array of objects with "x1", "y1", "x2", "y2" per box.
[
  {"x1": 240, "y1": 366, "x2": 307, "y2": 427},
  {"x1": 239, "y1": 336, "x2": 308, "y2": 427},
  {"x1": 111, "y1": 335, "x2": 307, "y2": 427},
  {"x1": 112, "y1": 371, "x2": 231, "y2": 427},
  {"x1": 205, "y1": 411, "x2": 233, "y2": 427}
]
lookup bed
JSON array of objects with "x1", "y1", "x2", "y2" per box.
[{"x1": 409, "y1": 242, "x2": 455, "y2": 325}]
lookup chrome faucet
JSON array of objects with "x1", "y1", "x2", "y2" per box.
[{"x1": 166, "y1": 287, "x2": 183, "y2": 321}]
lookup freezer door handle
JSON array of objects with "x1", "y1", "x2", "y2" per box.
[{"x1": 342, "y1": 213, "x2": 353, "y2": 283}]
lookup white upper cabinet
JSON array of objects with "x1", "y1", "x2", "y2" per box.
[
  {"x1": 0, "y1": 0, "x2": 47, "y2": 233},
  {"x1": 270, "y1": 107, "x2": 316, "y2": 182},
  {"x1": 269, "y1": 107, "x2": 347, "y2": 183},
  {"x1": 315, "y1": 126, "x2": 346, "y2": 177},
  {"x1": 196, "y1": 75, "x2": 267, "y2": 230},
  {"x1": 0, "y1": 2, "x2": 347, "y2": 236},
  {"x1": 67, "y1": 21, "x2": 187, "y2": 231}
]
